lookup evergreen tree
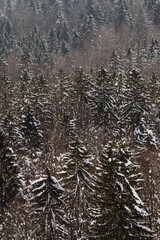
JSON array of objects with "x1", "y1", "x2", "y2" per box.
[
  {"x1": 31, "y1": 74, "x2": 52, "y2": 142},
  {"x1": 79, "y1": 11, "x2": 98, "y2": 44},
  {"x1": 153, "y1": 2, "x2": 160, "y2": 24},
  {"x1": 88, "y1": 67, "x2": 118, "y2": 134},
  {"x1": 1, "y1": 112, "x2": 21, "y2": 151},
  {"x1": 145, "y1": 0, "x2": 157, "y2": 10},
  {"x1": 0, "y1": 130, "x2": 20, "y2": 224},
  {"x1": 51, "y1": 69, "x2": 74, "y2": 153},
  {"x1": 54, "y1": 69, "x2": 73, "y2": 116},
  {"x1": 109, "y1": 50, "x2": 121, "y2": 79},
  {"x1": 58, "y1": 111, "x2": 76, "y2": 139},
  {"x1": 72, "y1": 67, "x2": 91, "y2": 127},
  {"x1": 48, "y1": 27, "x2": 59, "y2": 54},
  {"x1": 71, "y1": 26, "x2": 81, "y2": 49},
  {"x1": 17, "y1": 69, "x2": 33, "y2": 109},
  {"x1": 30, "y1": 168, "x2": 68, "y2": 239},
  {"x1": 89, "y1": 139, "x2": 153, "y2": 240},
  {"x1": 18, "y1": 26, "x2": 48, "y2": 63},
  {"x1": 134, "y1": 6, "x2": 150, "y2": 42},
  {"x1": 21, "y1": 47, "x2": 31, "y2": 65},
  {"x1": 64, "y1": 0, "x2": 79, "y2": 13},
  {"x1": 149, "y1": 39, "x2": 160, "y2": 60},
  {"x1": 60, "y1": 21, "x2": 71, "y2": 55},
  {"x1": 19, "y1": 104, "x2": 42, "y2": 181},
  {"x1": 21, "y1": 105, "x2": 42, "y2": 150},
  {"x1": 60, "y1": 137, "x2": 94, "y2": 240},
  {"x1": 131, "y1": 41, "x2": 149, "y2": 70},
  {"x1": 5, "y1": 0, "x2": 14, "y2": 18},
  {"x1": 0, "y1": 16, "x2": 13, "y2": 55},
  {"x1": 114, "y1": 0, "x2": 132, "y2": 29},
  {"x1": 0, "y1": 72, "x2": 15, "y2": 120},
  {"x1": 121, "y1": 69, "x2": 151, "y2": 145}
]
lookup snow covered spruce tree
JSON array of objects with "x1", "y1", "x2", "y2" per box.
[
  {"x1": 88, "y1": 67, "x2": 118, "y2": 134},
  {"x1": 30, "y1": 168, "x2": 69, "y2": 240},
  {"x1": 72, "y1": 67, "x2": 92, "y2": 127},
  {"x1": 60, "y1": 137, "x2": 94, "y2": 240},
  {"x1": 1, "y1": 112, "x2": 22, "y2": 153},
  {"x1": 31, "y1": 74, "x2": 53, "y2": 142},
  {"x1": 121, "y1": 69, "x2": 151, "y2": 146},
  {"x1": 19, "y1": 105, "x2": 42, "y2": 181},
  {"x1": 0, "y1": 130, "x2": 20, "y2": 225},
  {"x1": 89, "y1": 139, "x2": 154, "y2": 240},
  {"x1": 0, "y1": 72, "x2": 15, "y2": 121},
  {"x1": 21, "y1": 105, "x2": 42, "y2": 150}
]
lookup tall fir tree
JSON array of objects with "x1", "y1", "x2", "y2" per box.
[
  {"x1": 30, "y1": 168, "x2": 68, "y2": 239},
  {"x1": 60, "y1": 137, "x2": 94, "y2": 240},
  {"x1": 0, "y1": 130, "x2": 20, "y2": 225},
  {"x1": 89, "y1": 139, "x2": 153, "y2": 240},
  {"x1": 88, "y1": 67, "x2": 118, "y2": 134},
  {"x1": 21, "y1": 105, "x2": 42, "y2": 150},
  {"x1": 121, "y1": 69, "x2": 151, "y2": 145}
]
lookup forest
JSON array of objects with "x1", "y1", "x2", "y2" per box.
[{"x1": 0, "y1": 0, "x2": 160, "y2": 239}]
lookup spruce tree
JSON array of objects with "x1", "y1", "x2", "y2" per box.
[
  {"x1": 60, "y1": 137, "x2": 94, "y2": 240},
  {"x1": 19, "y1": 105, "x2": 42, "y2": 182},
  {"x1": 31, "y1": 74, "x2": 52, "y2": 142},
  {"x1": 89, "y1": 139, "x2": 153, "y2": 240},
  {"x1": 1, "y1": 112, "x2": 21, "y2": 152},
  {"x1": 21, "y1": 105, "x2": 42, "y2": 150},
  {"x1": 0, "y1": 130, "x2": 20, "y2": 223},
  {"x1": 0, "y1": 72, "x2": 14, "y2": 120},
  {"x1": 153, "y1": 2, "x2": 160, "y2": 24},
  {"x1": 114, "y1": 0, "x2": 132, "y2": 29},
  {"x1": 121, "y1": 69, "x2": 151, "y2": 145},
  {"x1": 30, "y1": 168, "x2": 68, "y2": 239},
  {"x1": 72, "y1": 67, "x2": 91, "y2": 127},
  {"x1": 88, "y1": 67, "x2": 118, "y2": 133}
]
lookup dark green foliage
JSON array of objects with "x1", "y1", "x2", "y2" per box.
[
  {"x1": 109, "y1": 50, "x2": 121, "y2": 78},
  {"x1": 72, "y1": 67, "x2": 91, "y2": 126},
  {"x1": 149, "y1": 39, "x2": 160, "y2": 58},
  {"x1": 31, "y1": 168, "x2": 63, "y2": 209},
  {"x1": 48, "y1": 27, "x2": 58, "y2": 54},
  {"x1": 59, "y1": 22, "x2": 71, "y2": 55},
  {"x1": 88, "y1": 67, "x2": 118, "y2": 132},
  {"x1": 60, "y1": 137, "x2": 93, "y2": 239},
  {"x1": 21, "y1": 47, "x2": 31, "y2": 65},
  {"x1": 89, "y1": 140, "x2": 153, "y2": 240},
  {"x1": 146, "y1": 0, "x2": 157, "y2": 10},
  {"x1": 58, "y1": 111, "x2": 76, "y2": 138},
  {"x1": 153, "y1": 3, "x2": 160, "y2": 24},
  {"x1": 31, "y1": 74, "x2": 52, "y2": 139},
  {"x1": 61, "y1": 137, "x2": 93, "y2": 204},
  {"x1": 121, "y1": 69, "x2": 151, "y2": 144},
  {"x1": 114, "y1": 0, "x2": 132, "y2": 28},
  {"x1": 31, "y1": 168, "x2": 68, "y2": 239},
  {"x1": 64, "y1": 0, "x2": 79, "y2": 13},
  {"x1": 0, "y1": 73, "x2": 14, "y2": 118},
  {"x1": 135, "y1": 7, "x2": 150, "y2": 41},
  {"x1": 21, "y1": 106, "x2": 41, "y2": 149},
  {"x1": 18, "y1": 26, "x2": 48, "y2": 63},
  {"x1": 1, "y1": 112, "x2": 21, "y2": 150},
  {"x1": 0, "y1": 0, "x2": 159, "y2": 238},
  {"x1": 80, "y1": 13, "x2": 98, "y2": 43},
  {"x1": 0, "y1": 16, "x2": 13, "y2": 55},
  {"x1": 0, "y1": 0, "x2": 156, "y2": 62},
  {"x1": 0, "y1": 130, "x2": 20, "y2": 210}
]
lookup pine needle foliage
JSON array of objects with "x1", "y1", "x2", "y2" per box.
[{"x1": 89, "y1": 139, "x2": 154, "y2": 240}]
